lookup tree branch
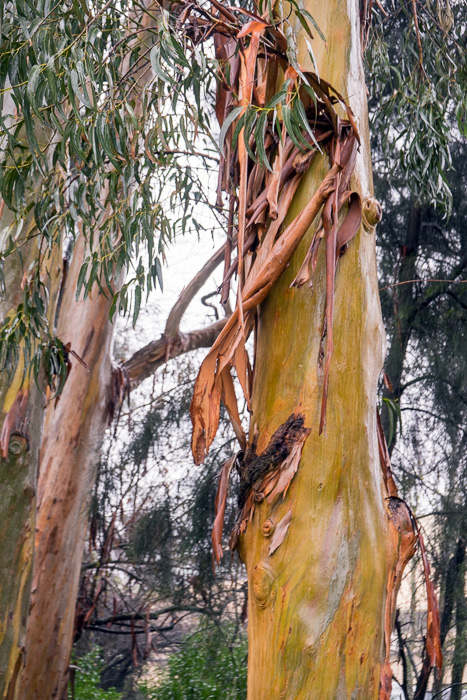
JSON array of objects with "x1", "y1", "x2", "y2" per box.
[
  {"x1": 123, "y1": 317, "x2": 228, "y2": 391},
  {"x1": 117, "y1": 246, "x2": 228, "y2": 393},
  {"x1": 164, "y1": 244, "x2": 226, "y2": 338},
  {"x1": 417, "y1": 253, "x2": 467, "y2": 312},
  {"x1": 91, "y1": 605, "x2": 207, "y2": 626}
]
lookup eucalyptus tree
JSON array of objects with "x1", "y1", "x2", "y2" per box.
[
  {"x1": 0, "y1": 1, "x2": 221, "y2": 697},
  {"x1": 0, "y1": 1, "x2": 464, "y2": 699},
  {"x1": 184, "y1": 0, "x2": 463, "y2": 697}
]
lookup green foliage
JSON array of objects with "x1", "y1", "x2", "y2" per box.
[
  {"x1": 69, "y1": 647, "x2": 122, "y2": 700},
  {"x1": 367, "y1": 0, "x2": 467, "y2": 213},
  {"x1": 0, "y1": 0, "x2": 217, "y2": 384},
  {"x1": 140, "y1": 623, "x2": 247, "y2": 700}
]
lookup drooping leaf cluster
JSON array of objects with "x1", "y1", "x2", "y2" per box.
[
  {"x1": 367, "y1": 0, "x2": 467, "y2": 213},
  {"x1": 0, "y1": 0, "x2": 219, "y2": 387}
]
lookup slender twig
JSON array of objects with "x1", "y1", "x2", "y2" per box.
[
  {"x1": 411, "y1": 0, "x2": 427, "y2": 80},
  {"x1": 380, "y1": 279, "x2": 467, "y2": 291}
]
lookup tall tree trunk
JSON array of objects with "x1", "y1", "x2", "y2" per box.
[
  {"x1": 13, "y1": 6, "x2": 160, "y2": 695},
  {"x1": 381, "y1": 201, "x2": 421, "y2": 454},
  {"x1": 15, "y1": 235, "x2": 119, "y2": 700},
  {"x1": 0, "y1": 241, "x2": 43, "y2": 698},
  {"x1": 0, "y1": 182, "x2": 62, "y2": 696},
  {"x1": 238, "y1": 2, "x2": 405, "y2": 697}
]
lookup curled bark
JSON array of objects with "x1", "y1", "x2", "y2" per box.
[{"x1": 186, "y1": 2, "x2": 366, "y2": 464}]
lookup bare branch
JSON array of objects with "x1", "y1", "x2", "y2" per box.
[
  {"x1": 417, "y1": 253, "x2": 467, "y2": 311},
  {"x1": 123, "y1": 317, "x2": 227, "y2": 391},
  {"x1": 164, "y1": 244, "x2": 226, "y2": 338}
]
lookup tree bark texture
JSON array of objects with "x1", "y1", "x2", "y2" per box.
[
  {"x1": 0, "y1": 243, "x2": 43, "y2": 698},
  {"x1": 0, "y1": 193, "x2": 63, "y2": 696},
  {"x1": 0, "y1": 88, "x2": 64, "y2": 695},
  {"x1": 238, "y1": 2, "x2": 403, "y2": 697},
  {"x1": 14, "y1": 234, "x2": 118, "y2": 700}
]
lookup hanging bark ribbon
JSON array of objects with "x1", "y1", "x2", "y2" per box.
[{"x1": 187, "y1": 3, "x2": 362, "y2": 463}]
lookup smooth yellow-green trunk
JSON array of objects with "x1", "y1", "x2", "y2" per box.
[
  {"x1": 239, "y1": 2, "x2": 395, "y2": 697},
  {"x1": 0, "y1": 201, "x2": 61, "y2": 696}
]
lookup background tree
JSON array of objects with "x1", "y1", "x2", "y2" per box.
[{"x1": 366, "y1": 3, "x2": 467, "y2": 696}]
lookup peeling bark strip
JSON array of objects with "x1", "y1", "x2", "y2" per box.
[
  {"x1": 413, "y1": 524, "x2": 444, "y2": 699},
  {"x1": 377, "y1": 410, "x2": 442, "y2": 698},
  {"x1": 186, "y1": 2, "x2": 364, "y2": 465},
  {"x1": 212, "y1": 414, "x2": 310, "y2": 560}
]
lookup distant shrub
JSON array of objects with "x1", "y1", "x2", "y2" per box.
[
  {"x1": 140, "y1": 622, "x2": 247, "y2": 700},
  {"x1": 69, "y1": 647, "x2": 122, "y2": 700}
]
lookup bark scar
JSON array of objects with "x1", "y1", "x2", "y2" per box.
[
  {"x1": 0, "y1": 389, "x2": 30, "y2": 459},
  {"x1": 211, "y1": 413, "x2": 309, "y2": 564}
]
